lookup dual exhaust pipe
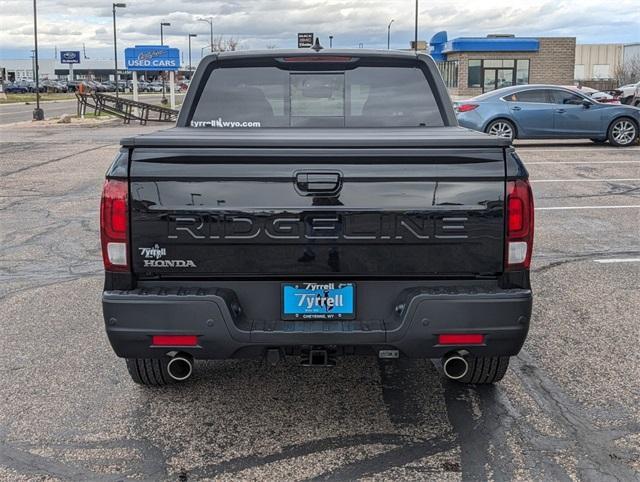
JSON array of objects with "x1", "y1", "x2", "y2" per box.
[{"x1": 164, "y1": 351, "x2": 471, "y2": 381}]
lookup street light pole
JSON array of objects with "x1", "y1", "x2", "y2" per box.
[
  {"x1": 112, "y1": 3, "x2": 126, "y2": 103},
  {"x1": 32, "y1": 0, "x2": 43, "y2": 120},
  {"x1": 188, "y1": 34, "x2": 197, "y2": 78},
  {"x1": 329, "y1": 35, "x2": 333, "y2": 48},
  {"x1": 414, "y1": 0, "x2": 419, "y2": 51},
  {"x1": 387, "y1": 19, "x2": 394, "y2": 50},
  {"x1": 160, "y1": 22, "x2": 171, "y2": 104},
  {"x1": 198, "y1": 17, "x2": 214, "y2": 52}
]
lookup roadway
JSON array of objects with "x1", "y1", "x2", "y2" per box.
[{"x1": 0, "y1": 93, "x2": 184, "y2": 125}]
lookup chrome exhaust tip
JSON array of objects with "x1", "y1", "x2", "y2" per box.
[
  {"x1": 166, "y1": 355, "x2": 193, "y2": 381},
  {"x1": 442, "y1": 353, "x2": 469, "y2": 380}
]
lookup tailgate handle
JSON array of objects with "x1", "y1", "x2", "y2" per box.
[{"x1": 295, "y1": 172, "x2": 342, "y2": 195}]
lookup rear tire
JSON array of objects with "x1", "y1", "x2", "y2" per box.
[
  {"x1": 607, "y1": 117, "x2": 638, "y2": 147},
  {"x1": 125, "y1": 358, "x2": 173, "y2": 386},
  {"x1": 450, "y1": 356, "x2": 510, "y2": 384},
  {"x1": 486, "y1": 119, "x2": 516, "y2": 140}
]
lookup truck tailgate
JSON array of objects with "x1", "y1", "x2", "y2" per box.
[{"x1": 129, "y1": 146, "x2": 505, "y2": 278}]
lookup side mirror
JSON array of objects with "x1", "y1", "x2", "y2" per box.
[{"x1": 582, "y1": 99, "x2": 592, "y2": 108}]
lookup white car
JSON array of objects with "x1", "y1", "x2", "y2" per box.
[{"x1": 617, "y1": 81, "x2": 640, "y2": 104}]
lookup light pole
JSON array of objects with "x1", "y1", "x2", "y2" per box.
[
  {"x1": 198, "y1": 17, "x2": 214, "y2": 52},
  {"x1": 414, "y1": 0, "x2": 419, "y2": 51},
  {"x1": 160, "y1": 22, "x2": 171, "y2": 104},
  {"x1": 188, "y1": 34, "x2": 197, "y2": 78},
  {"x1": 32, "y1": 0, "x2": 43, "y2": 120},
  {"x1": 112, "y1": 3, "x2": 126, "y2": 103},
  {"x1": 329, "y1": 35, "x2": 333, "y2": 48},
  {"x1": 387, "y1": 19, "x2": 394, "y2": 50}
]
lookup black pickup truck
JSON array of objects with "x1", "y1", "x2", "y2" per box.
[{"x1": 101, "y1": 49, "x2": 534, "y2": 386}]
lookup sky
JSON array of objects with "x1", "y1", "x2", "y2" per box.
[{"x1": 0, "y1": 0, "x2": 639, "y2": 61}]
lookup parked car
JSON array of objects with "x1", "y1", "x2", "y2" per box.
[
  {"x1": 41, "y1": 80, "x2": 68, "y2": 93},
  {"x1": 3, "y1": 82, "x2": 29, "y2": 94},
  {"x1": 101, "y1": 49, "x2": 534, "y2": 387},
  {"x1": 455, "y1": 84, "x2": 640, "y2": 147},
  {"x1": 562, "y1": 85, "x2": 620, "y2": 104},
  {"x1": 617, "y1": 81, "x2": 640, "y2": 104},
  {"x1": 146, "y1": 81, "x2": 164, "y2": 92}
]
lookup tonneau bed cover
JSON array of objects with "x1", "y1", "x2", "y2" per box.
[{"x1": 121, "y1": 127, "x2": 511, "y2": 149}]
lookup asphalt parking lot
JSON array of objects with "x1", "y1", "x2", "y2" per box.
[{"x1": 0, "y1": 120, "x2": 638, "y2": 481}]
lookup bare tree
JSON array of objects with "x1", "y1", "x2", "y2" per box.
[
  {"x1": 614, "y1": 55, "x2": 640, "y2": 85},
  {"x1": 211, "y1": 35, "x2": 240, "y2": 52},
  {"x1": 265, "y1": 43, "x2": 278, "y2": 49}
]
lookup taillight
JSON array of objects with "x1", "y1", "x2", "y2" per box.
[
  {"x1": 455, "y1": 104, "x2": 479, "y2": 113},
  {"x1": 505, "y1": 179, "x2": 534, "y2": 269},
  {"x1": 100, "y1": 179, "x2": 129, "y2": 272}
]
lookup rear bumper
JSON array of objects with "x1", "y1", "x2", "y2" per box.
[{"x1": 103, "y1": 285, "x2": 532, "y2": 359}]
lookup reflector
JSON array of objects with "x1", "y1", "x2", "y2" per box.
[
  {"x1": 152, "y1": 335, "x2": 198, "y2": 346},
  {"x1": 438, "y1": 334, "x2": 485, "y2": 345}
]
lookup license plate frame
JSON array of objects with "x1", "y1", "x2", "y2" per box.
[{"x1": 281, "y1": 282, "x2": 356, "y2": 320}]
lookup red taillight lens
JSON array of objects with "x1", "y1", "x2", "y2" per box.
[
  {"x1": 100, "y1": 179, "x2": 129, "y2": 272},
  {"x1": 438, "y1": 334, "x2": 485, "y2": 345},
  {"x1": 506, "y1": 179, "x2": 534, "y2": 269},
  {"x1": 456, "y1": 104, "x2": 479, "y2": 113},
  {"x1": 152, "y1": 335, "x2": 198, "y2": 347}
]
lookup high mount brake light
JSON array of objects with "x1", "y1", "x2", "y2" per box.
[
  {"x1": 506, "y1": 179, "x2": 534, "y2": 269},
  {"x1": 281, "y1": 56, "x2": 354, "y2": 63},
  {"x1": 455, "y1": 104, "x2": 479, "y2": 113},
  {"x1": 100, "y1": 179, "x2": 129, "y2": 272}
]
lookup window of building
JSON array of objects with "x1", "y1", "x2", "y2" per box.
[
  {"x1": 468, "y1": 59, "x2": 529, "y2": 92},
  {"x1": 436, "y1": 60, "x2": 459, "y2": 88},
  {"x1": 468, "y1": 60, "x2": 482, "y2": 88},
  {"x1": 516, "y1": 60, "x2": 530, "y2": 85},
  {"x1": 592, "y1": 64, "x2": 610, "y2": 79}
]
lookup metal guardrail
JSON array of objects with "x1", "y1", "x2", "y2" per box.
[{"x1": 76, "y1": 92, "x2": 178, "y2": 125}]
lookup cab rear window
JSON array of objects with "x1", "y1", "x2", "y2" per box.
[{"x1": 189, "y1": 66, "x2": 444, "y2": 128}]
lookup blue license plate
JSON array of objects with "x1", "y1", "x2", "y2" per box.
[{"x1": 282, "y1": 283, "x2": 355, "y2": 320}]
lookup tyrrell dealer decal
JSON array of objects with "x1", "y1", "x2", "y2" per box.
[{"x1": 139, "y1": 244, "x2": 196, "y2": 268}]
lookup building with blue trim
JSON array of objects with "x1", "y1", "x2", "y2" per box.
[{"x1": 430, "y1": 32, "x2": 576, "y2": 97}]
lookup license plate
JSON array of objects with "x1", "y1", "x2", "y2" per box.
[{"x1": 282, "y1": 282, "x2": 355, "y2": 320}]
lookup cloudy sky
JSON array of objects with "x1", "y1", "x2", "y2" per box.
[{"x1": 1, "y1": 0, "x2": 639, "y2": 60}]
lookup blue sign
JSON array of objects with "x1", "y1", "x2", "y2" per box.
[
  {"x1": 124, "y1": 45, "x2": 180, "y2": 71},
  {"x1": 60, "y1": 51, "x2": 80, "y2": 64}
]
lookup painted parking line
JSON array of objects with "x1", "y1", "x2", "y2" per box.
[
  {"x1": 517, "y1": 148, "x2": 640, "y2": 152},
  {"x1": 531, "y1": 178, "x2": 640, "y2": 183},
  {"x1": 536, "y1": 205, "x2": 640, "y2": 210},
  {"x1": 594, "y1": 258, "x2": 640, "y2": 264}
]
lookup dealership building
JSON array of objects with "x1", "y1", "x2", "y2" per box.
[{"x1": 430, "y1": 31, "x2": 576, "y2": 97}]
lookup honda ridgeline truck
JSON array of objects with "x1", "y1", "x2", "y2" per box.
[{"x1": 101, "y1": 49, "x2": 534, "y2": 386}]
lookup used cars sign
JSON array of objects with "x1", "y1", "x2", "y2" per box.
[{"x1": 124, "y1": 45, "x2": 180, "y2": 71}]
